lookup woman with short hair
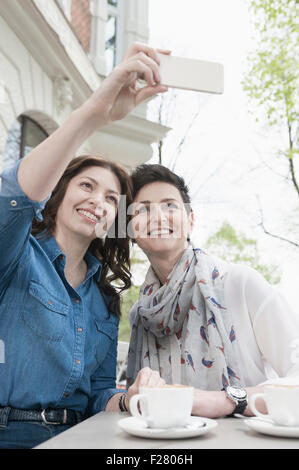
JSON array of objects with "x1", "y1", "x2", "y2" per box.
[{"x1": 126, "y1": 163, "x2": 299, "y2": 418}]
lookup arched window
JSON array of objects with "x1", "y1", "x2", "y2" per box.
[{"x1": 3, "y1": 115, "x2": 48, "y2": 168}]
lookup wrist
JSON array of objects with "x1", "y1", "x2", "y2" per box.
[
  {"x1": 222, "y1": 390, "x2": 237, "y2": 416},
  {"x1": 209, "y1": 390, "x2": 236, "y2": 417},
  {"x1": 192, "y1": 389, "x2": 235, "y2": 418},
  {"x1": 78, "y1": 100, "x2": 110, "y2": 131}
]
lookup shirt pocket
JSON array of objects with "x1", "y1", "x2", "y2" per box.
[
  {"x1": 94, "y1": 319, "x2": 118, "y2": 364},
  {"x1": 21, "y1": 280, "x2": 69, "y2": 342}
]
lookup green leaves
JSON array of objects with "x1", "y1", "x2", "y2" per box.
[
  {"x1": 243, "y1": 0, "x2": 299, "y2": 197},
  {"x1": 205, "y1": 222, "x2": 281, "y2": 284}
]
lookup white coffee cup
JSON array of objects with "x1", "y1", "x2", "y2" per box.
[
  {"x1": 129, "y1": 385, "x2": 194, "y2": 429},
  {"x1": 250, "y1": 385, "x2": 299, "y2": 426}
]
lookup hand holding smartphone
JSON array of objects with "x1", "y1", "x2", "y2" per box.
[{"x1": 157, "y1": 53, "x2": 224, "y2": 94}]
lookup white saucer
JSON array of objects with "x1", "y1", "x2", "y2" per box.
[
  {"x1": 244, "y1": 417, "x2": 299, "y2": 438},
  {"x1": 118, "y1": 416, "x2": 217, "y2": 439}
]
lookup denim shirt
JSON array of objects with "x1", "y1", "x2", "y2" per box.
[{"x1": 0, "y1": 160, "x2": 121, "y2": 417}]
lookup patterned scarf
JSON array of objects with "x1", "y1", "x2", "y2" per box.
[{"x1": 126, "y1": 244, "x2": 244, "y2": 390}]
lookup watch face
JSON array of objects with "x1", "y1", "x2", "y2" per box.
[{"x1": 227, "y1": 386, "x2": 247, "y2": 399}]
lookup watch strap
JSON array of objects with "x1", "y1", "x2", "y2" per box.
[{"x1": 233, "y1": 399, "x2": 247, "y2": 415}]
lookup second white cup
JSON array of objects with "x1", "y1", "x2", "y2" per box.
[{"x1": 250, "y1": 385, "x2": 299, "y2": 427}]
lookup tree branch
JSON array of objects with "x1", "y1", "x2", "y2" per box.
[
  {"x1": 287, "y1": 117, "x2": 299, "y2": 197},
  {"x1": 168, "y1": 107, "x2": 201, "y2": 172},
  {"x1": 256, "y1": 195, "x2": 299, "y2": 248}
]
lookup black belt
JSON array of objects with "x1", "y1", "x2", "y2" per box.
[{"x1": 0, "y1": 407, "x2": 82, "y2": 426}]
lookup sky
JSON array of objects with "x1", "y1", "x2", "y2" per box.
[{"x1": 145, "y1": 0, "x2": 298, "y2": 311}]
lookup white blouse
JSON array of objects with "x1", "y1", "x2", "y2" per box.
[{"x1": 221, "y1": 261, "x2": 299, "y2": 387}]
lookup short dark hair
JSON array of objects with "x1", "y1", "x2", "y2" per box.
[{"x1": 131, "y1": 164, "x2": 192, "y2": 213}]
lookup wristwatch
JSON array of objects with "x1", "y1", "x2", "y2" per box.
[{"x1": 225, "y1": 386, "x2": 248, "y2": 415}]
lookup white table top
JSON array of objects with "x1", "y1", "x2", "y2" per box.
[{"x1": 35, "y1": 412, "x2": 299, "y2": 450}]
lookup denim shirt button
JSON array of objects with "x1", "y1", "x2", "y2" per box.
[
  {"x1": 10, "y1": 200, "x2": 17, "y2": 207},
  {"x1": 74, "y1": 299, "x2": 80, "y2": 304}
]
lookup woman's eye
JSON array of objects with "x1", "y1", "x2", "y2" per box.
[
  {"x1": 135, "y1": 205, "x2": 148, "y2": 215},
  {"x1": 162, "y1": 202, "x2": 179, "y2": 211},
  {"x1": 167, "y1": 202, "x2": 179, "y2": 209},
  {"x1": 107, "y1": 195, "x2": 118, "y2": 205},
  {"x1": 81, "y1": 182, "x2": 92, "y2": 190}
]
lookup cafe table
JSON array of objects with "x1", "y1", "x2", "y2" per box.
[{"x1": 35, "y1": 411, "x2": 299, "y2": 450}]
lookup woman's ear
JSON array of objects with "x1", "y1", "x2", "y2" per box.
[{"x1": 187, "y1": 209, "x2": 195, "y2": 241}]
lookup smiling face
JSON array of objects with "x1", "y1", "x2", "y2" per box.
[
  {"x1": 55, "y1": 166, "x2": 121, "y2": 243},
  {"x1": 130, "y1": 181, "x2": 193, "y2": 257}
]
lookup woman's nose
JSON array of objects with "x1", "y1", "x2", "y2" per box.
[
  {"x1": 95, "y1": 206, "x2": 107, "y2": 218},
  {"x1": 89, "y1": 195, "x2": 107, "y2": 216},
  {"x1": 149, "y1": 203, "x2": 168, "y2": 222}
]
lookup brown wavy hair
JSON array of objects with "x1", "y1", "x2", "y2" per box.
[{"x1": 31, "y1": 155, "x2": 133, "y2": 318}]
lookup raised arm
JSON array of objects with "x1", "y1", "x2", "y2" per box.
[{"x1": 18, "y1": 43, "x2": 169, "y2": 202}]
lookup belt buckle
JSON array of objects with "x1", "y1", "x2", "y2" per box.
[{"x1": 41, "y1": 409, "x2": 67, "y2": 425}]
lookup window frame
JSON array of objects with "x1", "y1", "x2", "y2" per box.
[{"x1": 106, "y1": 0, "x2": 124, "y2": 73}]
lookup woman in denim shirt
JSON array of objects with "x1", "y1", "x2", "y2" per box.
[{"x1": 0, "y1": 43, "x2": 168, "y2": 448}]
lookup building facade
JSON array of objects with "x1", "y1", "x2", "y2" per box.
[{"x1": 0, "y1": 0, "x2": 169, "y2": 173}]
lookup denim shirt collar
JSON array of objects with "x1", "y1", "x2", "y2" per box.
[{"x1": 36, "y1": 232, "x2": 102, "y2": 282}]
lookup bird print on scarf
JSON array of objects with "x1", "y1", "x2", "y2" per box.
[
  {"x1": 227, "y1": 366, "x2": 240, "y2": 381},
  {"x1": 207, "y1": 311, "x2": 216, "y2": 327},
  {"x1": 200, "y1": 325, "x2": 209, "y2": 345},
  {"x1": 186, "y1": 351, "x2": 195, "y2": 372},
  {"x1": 189, "y1": 303, "x2": 201, "y2": 314},
  {"x1": 206, "y1": 296, "x2": 227, "y2": 310},
  {"x1": 143, "y1": 282, "x2": 155, "y2": 295},
  {"x1": 144, "y1": 350, "x2": 149, "y2": 360},
  {"x1": 222, "y1": 373, "x2": 229, "y2": 389},
  {"x1": 212, "y1": 267, "x2": 220, "y2": 280},
  {"x1": 174, "y1": 302, "x2": 181, "y2": 321},
  {"x1": 202, "y1": 358, "x2": 214, "y2": 368},
  {"x1": 229, "y1": 326, "x2": 236, "y2": 342}
]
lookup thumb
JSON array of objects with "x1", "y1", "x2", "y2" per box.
[{"x1": 136, "y1": 84, "x2": 168, "y2": 105}]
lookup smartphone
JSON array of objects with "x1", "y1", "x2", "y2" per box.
[{"x1": 157, "y1": 53, "x2": 224, "y2": 94}]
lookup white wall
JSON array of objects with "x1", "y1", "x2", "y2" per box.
[{"x1": 0, "y1": 16, "x2": 57, "y2": 171}]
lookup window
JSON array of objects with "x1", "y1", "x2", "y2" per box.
[
  {"x1": 105, "y1": 0, "x2": 123, "y2": 74},
  {"x1": 20, "y1": 116, "x2": 48, "y2": 158},
  {"x1": 3, "y1": 116, "x2": 48, "y2": 168},
  {"x1": 105, "y1": 14, "x2": 118, "y2": 73}
]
